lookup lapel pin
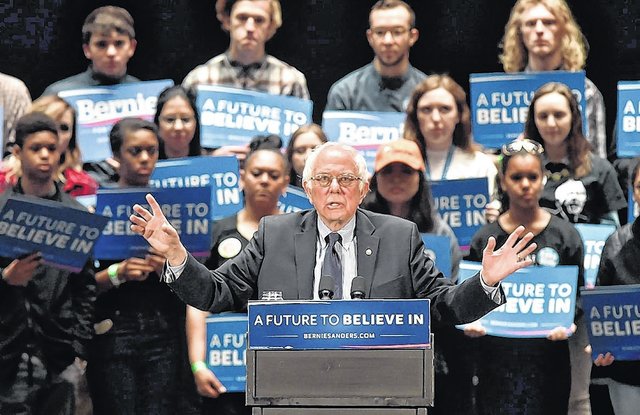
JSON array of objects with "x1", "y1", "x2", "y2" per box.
[{"x1": 365, "y1": 248, "x2": 372, "y2": 256}]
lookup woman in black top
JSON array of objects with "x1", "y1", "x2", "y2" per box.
[{"x1": 466, "y1": 139, "x2": 584, "y2": 415}]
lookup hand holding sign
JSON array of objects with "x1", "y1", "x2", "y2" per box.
[
  {"x1": 546, "y1": 323, "x2": 576, "y2": 341},
  {"x1": 130, "y1": 194, "x2": 187, "y2": 266},
  {"x1": 2, "y1": 252, "x2": 42, "y2": 286},
  {"x1": 119, "y1": 257, "x2": 155, "y2": 282},
  {"x1": 594, "y1": 351, "x2": 615, "y2": 366},
  {"x1": 481, "y1": 226, "x2": 537, "y2": 286},
  {"x1": 463, "y1": 321, "x2": 487, "y2": 338},
  {"x1": 193, "y1": 367, "x2": 227, "y2": 398}
]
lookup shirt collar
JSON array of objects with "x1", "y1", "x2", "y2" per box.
[
  {"x1": 224, "y1": 51, "x2": 267, "y2": 71},
  {"x1": 317, "y1": 214, "x2": 356, "y2": 246}
]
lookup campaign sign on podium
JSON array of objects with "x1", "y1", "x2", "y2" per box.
[
  {"x1": 457, "y1": 261, "x2": 578, "y2": 338},
  {"x1": 581, "y1": 285, "x2": 640, "y2": 361},
  {"x1": 150, "y1": 156, "x2": 243, "y2": 221},
  {"x1": 196, "y1": 85, "x2": 313, "y2": 148},
  {"x1": 470, "y1": 71, "x2": 586, "y2": 149},
  {"x1": 0, "y1": 194, "x2": 108, "y2": 271},
  {"x1": 248, "y1": 299, "x2": 430, "y2": 350},
  {"x1": 206, "y1": 313, "x2": 248, "y2": 392}
]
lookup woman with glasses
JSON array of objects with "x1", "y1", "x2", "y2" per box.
[
  {"x1": 0, "y1": 95, "x2": 98, "y2": 196},
  {"x1": 590, "y1": 158, "x2": 640, "y2": 415},
  {"x1": 285, "y1": 123, "x2": 327, "y2": 188},
  {"x1": 403, "y1": 74, "x2": 499, "y2": 211},
  {"x1": 465, "y1": 138, "x2": 584, "y2": 415},
  {"x1": 154, "y1": 85, "x2": 202, "y2": 159},
  {"x1": 186, "y1": 135, "x2": 289, "y2": 415}
]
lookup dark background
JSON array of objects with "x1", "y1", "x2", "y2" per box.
[{"x1": 1, "y1": 0, "x2": 638, "y2": 150}]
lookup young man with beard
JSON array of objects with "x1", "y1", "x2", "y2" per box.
[{"x1": 325, "y1": 0, "x2": 425, "y2": 112}]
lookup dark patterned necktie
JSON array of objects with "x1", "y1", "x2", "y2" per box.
[{"x1": 322, "y1": 233, "x2": 343, "y2": 299}]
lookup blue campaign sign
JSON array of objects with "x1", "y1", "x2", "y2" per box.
[
  {"x1": 575, "y1": 224, "x2": 616, "y2": 288},
  {"x1": 470, "y1": 71, "x2": 587, "y2": 149},
  {"x1": 150, "y1": 156, "x2": 243, "y2": 221},
  {"x1": 322, "y1": 111, "x2": 405, "y2": 172},
  {"x1": 59, "y1": 80, "x2": 174, "y2": 162},
  {"x1": 94, "y1": 187, "x2": 212, "y2": 259},
  {"x1": 206, "y1": 313, "x2": 248, "y2": 393},
  {"x1": 456, "y1": 261, "x2": 578, "y2": 338},
  {"x1": 197, "y1": 85, "x2": 313, "y2": 148},
  {"x1": 0, "y1": 194, "x2": 108, "y2": 272},
  {"x1": 248, "y1": 299, "x2": 430, "y2": 350},
  {"x1": 628, "y1": 186, "x2": 639, "y2": 223},
  {"x1": 616, "y1": 81, "x2": 640, "y2": 157},
  {"x1": 430, "y1": 177, "x2": 489, "y2": 247},
  {"x1": 581, "y1": 285, "x2": 640, "y2": 361},
  {"x1": 421, "y1": 233, "x2": 452, "y2": 278},
  {"x1": 278, "y1": 185, "x2": 312, "y2": 213}
]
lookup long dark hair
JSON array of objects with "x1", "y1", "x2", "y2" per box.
[
  {"x1": 154, "y1": 85, "x2": 201, "y2": 159},
  {"x1": 361, "y1": 172, "x2": 435, "y2": 232},
  {"x1": 524, "y1": 82, "x2": 592, "y2": 178}
]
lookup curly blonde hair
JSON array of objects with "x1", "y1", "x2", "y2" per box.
[{"x1": 499, "y1": 0, "x2": 587, "y2": 72}]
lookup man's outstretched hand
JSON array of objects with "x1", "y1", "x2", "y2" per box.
[
  {"x1": 481, "y1": 225, "x2": 537, "y2": 286},
  {"x1": 130, "y1": 194, "x2": 187, "y2": 266}
]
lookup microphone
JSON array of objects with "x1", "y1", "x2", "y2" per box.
[
  {"x1": 350, "y1": 276, "x2": 366, "y2": 299},
  {"x1": 318, "y1": 275, "x2": 335, "y2": 300}
]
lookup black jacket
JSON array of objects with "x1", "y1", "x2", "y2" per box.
[
  {"x1": 592, "y1": 217, "x2": 640, "y2": 386},
  {"x1": 0, "y1": 182, "x2": 96, "y2": 382}
]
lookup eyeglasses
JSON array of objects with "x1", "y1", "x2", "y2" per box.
[
  {"x1": 501, "y1": 140, "x2": 544, "y2": 156},
  {"x1": 125, "y1": 146, "x2": 158, "y2": 157},
  {"x1": 58, "y1": 123, "x2": 71, "y2": 132},
  {"x1": 370, "y1": 27, "x2": 410, "y2": 39},
  {"x1": 159, "y1": 116, "x2": 196, "y2": 127},
  {"x1": 309, "y1": 173, "x2": 362, "y2": 188}
]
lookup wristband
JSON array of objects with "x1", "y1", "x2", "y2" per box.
[
  {"x1": 191, "y1": 360, "x2": 207, "y2": 374},
  {"x1": 107, "y1": 264, "x2": 122, "y2": 287}
]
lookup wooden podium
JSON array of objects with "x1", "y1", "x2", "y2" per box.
[{"x1": 245, "y1": 300, "x2": 434, "y2": 414}]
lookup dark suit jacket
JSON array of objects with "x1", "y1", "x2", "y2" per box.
[{"x1": 169, "y1": 209, "x2": 502, "y2": 325}]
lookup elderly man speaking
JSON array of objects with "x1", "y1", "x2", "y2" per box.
[{"x1": 130, "y1": 142, "x2": 536, "y2": 325}]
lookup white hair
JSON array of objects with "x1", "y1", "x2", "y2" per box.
[{"x1": 302, "y1": 142, "x2": 369, "y2": 189}]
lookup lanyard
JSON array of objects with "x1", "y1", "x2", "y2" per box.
[{"x1": 425, "y1": 146, "x2": 455, "y2": 180}]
